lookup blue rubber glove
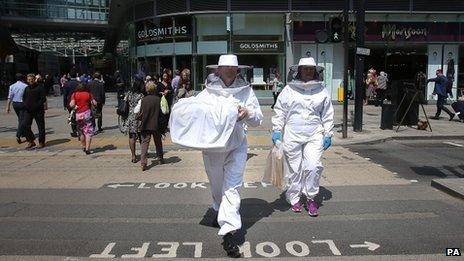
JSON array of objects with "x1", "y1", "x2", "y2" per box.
[
  {"x1": 323, "y1": 136, "x2": 332, "y2": 150},
  {"x1": 272, "y1": 131, "x2": 281, "y2": 144}
]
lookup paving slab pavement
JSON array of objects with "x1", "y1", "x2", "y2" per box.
[
  {"x1": 0, "y1": 94, "x2": 462, "y2": 196},
  {"x1": 431, "y1": 178, "x2": 464, "y2": 200},
  {"x1": 0, "y1": 146, "x2": 411, "y2": 189}
]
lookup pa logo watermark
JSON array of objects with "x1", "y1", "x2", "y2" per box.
[{"x1": 446, "y1": 248, "x2": 461, "y2": 256}]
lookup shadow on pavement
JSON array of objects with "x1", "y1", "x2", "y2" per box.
[
  {"x1": 44, "y1": 128, "x2": 55, "y2": 135},
  {"x1": 163, "y1": 156, "x2": 181, "y2": 164},
  {"x1": 102, "y1": 125, "x2": 119, "y2": 131},
  {"x1": 45, "y1": 138, "x2": 71, "y2": 147},
  {"x1": 0, "y1": 127, "x2": 16, "y2": 133},
  {"x1": 146, "y1": 156, "x2": 181, "y2": 170},
  {"x1": 410, "y1": 166, "x2": 448, "y2": 177},
  {"x1": 92, "y1": 144, "x2": 117, "y2": 153},
  {"x1": 45, "y1": 114, "x2": 61, "y2": 119},
  {"x1": 247, "y1": 153, "x2": 258, "y2": 161},
  {"x1": 315, "y1": 186, "x2": 333, "y2": 207},
  {"x1": 198, "y1": 186, "x2": 333, "y2": 247},
  {"x1": 443, "y1": 165, "x2": 464, "y2": 178}
]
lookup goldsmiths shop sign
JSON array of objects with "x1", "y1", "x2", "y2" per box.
[
  {"x1": 135, "y1": 16, "x2": 191, "y2": 45},
  {"x1": 233, "y1": 41, "x2": 284, "y2": 54}
]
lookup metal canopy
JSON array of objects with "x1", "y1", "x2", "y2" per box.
[{"x1": 10, "y1": 32, "x2": 127, "y2": 57}]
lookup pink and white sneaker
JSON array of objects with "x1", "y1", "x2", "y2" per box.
[
  {"x1": 307, "y1": 199, "x2": 319, "y2": 217},
  {"x1": 291, "y1": 202, "x2": 303, "y2": 213}
]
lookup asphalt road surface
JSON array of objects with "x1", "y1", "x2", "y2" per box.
[
  {"x1": 346, "y1": 138, "x2": 464, "y2": 182},
  {"x1": 1, "y1": 183, "x2": 463, "y2": 259}
]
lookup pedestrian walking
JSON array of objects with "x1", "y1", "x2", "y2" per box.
[
  {"x1": 138, "y1": 81, "x2": 164, "y2": 171},
  {"x1": 69, "y1": 83, "x2": 97, "y2": 154},
  {"x1": 270, "y1": 72, "x2": 283, "y2": 109},
  {"x1": 89, "y1": 72, "x2": 106, "y2": 133},
  {"x1": 63, "y1": 71, "x2": 80, "y2": 137},
  {"x1": 5, "y1": 73, "x2": 28, "y2": 144},
  {"x1": 271, "y1": 57, "x2": 334, "y2": 217},
  {"x1": 23, "y1": 74, "x2": 47, "y2": 149},
  {"x1": 376, "y1": 71, "x2": 388, "y2": 105},
  {"x1": 120, "y1": 75, "x2": 144, "y2": 163},
  {"x1": 176, "y1": 69, "x2": 193, "y2": 100},
  {"x1": 171, "y1": 69, "x2": 181, "y2": 95},
  {"x1": 115, "y1": 70, "x2": 126, "y2": 109},
  {"x1": 156, "y1": 72, "x2": 173, "y2": 133},
  {"x1": 52, "y1": 74, "x2": 61, "y2": 96},
  {"x1": 427, "y1": 69, "x2": 456, "y2": 120},
  {"x1": 365, "y1": 71, "x2": 378, "y2": 105},
  {"x1": 170, "y1": 54, "x2": 263, "y2": 257}
]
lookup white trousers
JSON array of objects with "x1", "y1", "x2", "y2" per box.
[
  {"x1": 202, "y1": 139, "x2": 247, "y2": 236},
  {"x1": 283, "y1": 132, "x2": 324, "y2": 205}
]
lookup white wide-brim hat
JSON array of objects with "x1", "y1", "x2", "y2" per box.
[
  {"x1": 290, "y1": 57, "x2": 324, "y2": 71},
  {"x1": 206, "y1": 54, "x2": 250, "y2": 69}
]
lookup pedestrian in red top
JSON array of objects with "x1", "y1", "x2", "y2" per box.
[{"x1": 69, "y1": 83, "x2": 97, "y2": 154}]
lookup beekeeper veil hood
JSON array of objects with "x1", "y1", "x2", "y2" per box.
[
  {"x1": 205, "y1": 54, "x2": 251, "y2": 95},
  {"x1": 288, "y1": 57, "x2": 325, "y2": 90}
]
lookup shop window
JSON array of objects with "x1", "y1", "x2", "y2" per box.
[
  {"x1": 232, "y1": 13, "x2": 284, "y2": 37},
  {"x1": 196, "y1": 14, "x2": 228, "y2": 41}
]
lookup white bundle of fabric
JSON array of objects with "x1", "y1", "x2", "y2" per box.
[
  {"x1": 169, "y1": 73, "x2": 262, "y2": 151},
  {"x1": 169, "y1": 93, "x2": 238, "y2": 150}
]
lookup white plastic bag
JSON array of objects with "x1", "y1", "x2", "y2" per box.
[
  {"x1": 262, "y1": 141, "x2": 285, "y2": 189},
  {"x1": 160, "y1": 95, "x2": 169, "y2": 115},
  {"x1": 133, "y1": 98, "x2": 142, "y2": 114}
]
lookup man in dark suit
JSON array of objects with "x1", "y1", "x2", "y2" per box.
[
  {"x1": 89, "y1": 72, "x2": 106, "y2": 133},
  {"x1": 63, "y1": 71, "x2": 79, "y2": 137},
  {"x1": 427, "y1": 69, "x2": 455, "y2": 121}
]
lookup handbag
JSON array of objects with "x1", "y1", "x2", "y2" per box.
[
  {"x1": 116, "y1": 98, "x2": 129, "y2": 119},
  {"x1": 91, "y1": 104, "x2": 102, "y2": 118}
]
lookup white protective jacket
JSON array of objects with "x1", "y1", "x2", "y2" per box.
[
  {"x1": 272, "y1": 80, "x2": 334, "y2": 141},
  {"x1": 170, "y1": 74, "x2": 263, "y2": 152}
]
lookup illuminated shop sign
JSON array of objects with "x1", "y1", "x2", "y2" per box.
[
  {"x1": 136, "y1": 16, "x2": 191, "y2": 45},
  {"x1": 233, "y1": 41, "x2": 284, "y2": 53},
  {"x1": 381, "y1": 24, "x2": 427, "y2": 41},
  {"x1": 294, "y1": 21, "x2": 461, "y2": 42}
]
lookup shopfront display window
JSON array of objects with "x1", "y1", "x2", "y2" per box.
[{"x1": 232, "y1": 13, "x2": 285, "y2": 90}]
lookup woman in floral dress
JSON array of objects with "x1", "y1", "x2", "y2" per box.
[{"x1": 120, "y1": 76, "x2": 145, "y2": 163}]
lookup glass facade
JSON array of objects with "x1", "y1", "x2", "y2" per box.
[
  {"x1": 129, "y1": 13, "x2": 286, "y2": 92},
  {"x1": 0, "y1": 0, "x2": 109, "y2": 20}
]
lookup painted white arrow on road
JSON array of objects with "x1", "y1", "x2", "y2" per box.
[
  {"x1": 349, "y1": 241, "x2": 380, "y2": 251},
  {"x1": 107, "y1": 184, "x2": 135, "y2": 189}
]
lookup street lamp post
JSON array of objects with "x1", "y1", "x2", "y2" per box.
[
  {"x1": 342, "y1": 0, "x2": 350, "y2": 138},
  {"x1": 353, "y1": 0, "x2": 365, "y2": 132}
]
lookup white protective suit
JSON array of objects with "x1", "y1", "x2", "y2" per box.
[
  {"x1": 271, "y1": 80, "x2": 334, "y2": 205},
  {"x1": 172, "y1": 73, "x2": 263, "y2": 235},
  {"x1": 204, "y1": 74, "x2": 262, "y2": 235}
]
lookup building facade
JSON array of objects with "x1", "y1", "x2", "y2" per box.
[{"x1": 123, "y1": 0, "x2": 464, "y2": 101}]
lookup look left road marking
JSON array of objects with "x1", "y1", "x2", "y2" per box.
[
  {"x1": 90, "y1": 240, "x2": 373, "y2": 258},
  {"x1": 103, "y1": 182, "x2": 271, "y2": 189},
  {"x1": 89, "y1": 242, "x2": 116, "y2": 258},
  {"x1": 443, "y1": 142, "x2": 464, "y2": 147}
]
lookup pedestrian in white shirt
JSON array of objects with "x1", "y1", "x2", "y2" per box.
[{"x1": 6, "y1": 73, "x2": 28, "y2": 144}]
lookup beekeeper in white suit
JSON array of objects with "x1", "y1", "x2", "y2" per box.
[
  {"x1": 271, "y1": 57, "x2": 334, "y2": 217},
  {"x1": 170, "y1": 55, "x2": 261, "y2": 257}
]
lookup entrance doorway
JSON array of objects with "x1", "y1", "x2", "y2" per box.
[{"x1": 365, "y1": 46, "x2": 427, "y2": 82}]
